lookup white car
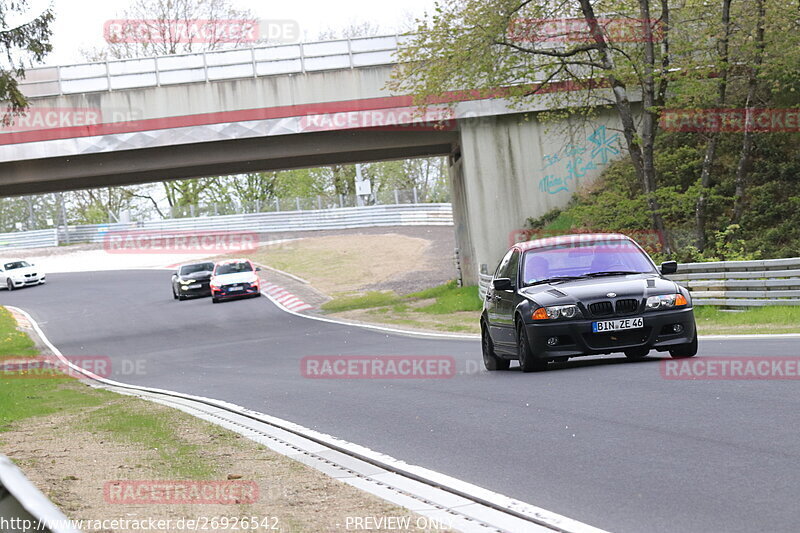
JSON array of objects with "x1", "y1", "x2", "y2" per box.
[
  {"x1": 1, "y1": 259, "x2": 46, "y2": 290},
  {"x1": 210, "y1": 259, "x2": 261, "y2": 303}
]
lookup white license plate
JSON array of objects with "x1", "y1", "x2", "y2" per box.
[
  {"x1": 593, "y1": 317, "x2": 644, "y2": 333},
  {"x1": 188, "y1": 284, "x2": 202, "y2": 289},
  {"x1": 228, "y1": 285, "x2": 242, "y2": 291}
]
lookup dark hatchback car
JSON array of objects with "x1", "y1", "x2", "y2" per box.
[
  {"x1": 171, "y1": 261, "x2": 215, "y2": 300},
  {"x1": 481, "y1": 233, "x2": 697, "y2": 372}
]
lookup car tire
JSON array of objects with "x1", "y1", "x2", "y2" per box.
[
  {"x1": 481, "y1": 321, "x2": 510, "y2": 371},
  {"x1": 6, "y1": 279, "x2": 13, "y2": 291},
  {"x1": 669, "y1": 333, "x2": 698, "y2": 359},
  {"x1": 517, "y1": 324, "x2": 547, "y2": 373},
  {"x1": 625, "y1": 347, "x2": 650, "y2": 360},
  {"x1": 212, "y1": 297, "x2": 220, "y2": 304},
  {"x1": 172, "y1": 286, "x2": 179, "y2": 300}
]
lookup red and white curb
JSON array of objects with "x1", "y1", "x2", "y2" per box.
[{"x1": 262, "y1": 282, "x2": 312, "y2": 312}]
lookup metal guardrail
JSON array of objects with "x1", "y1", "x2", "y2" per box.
[
  {"x1": 0, "y1": 454, "x2": 81, "y2": 533},
  {"x1": 667, "y1": 257, "x2": 800, "y2": 307},
  {"x1": 0, "y1": 229, "x2": 58, "y2": 251},
  {"x1": 18, "y1": 34, "x2": 405, "y2": 98},
  {"x1": 478, "y1": 257, "x2": 800, "y2": 307},
  {"x1": 0, "y1": 204, "x2": 453, "y2": 250}
]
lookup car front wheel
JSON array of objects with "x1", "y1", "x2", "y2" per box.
[
  {"x1": 669, "y1": 333, "x2": 698, "y2": 358},
  {"x1": 6, "y1": 279, "x2": 13, "y2": 291},
  {"x1": 517, "y1": 325, "x2": 547, "y2": 373},
  {"x1": 481, "y1": 321, "x2": 510, "y2": 371}
]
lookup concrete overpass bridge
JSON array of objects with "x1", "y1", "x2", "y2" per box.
[{"x1": 2, "y1": 35, "x2": 624, "y2": 282}]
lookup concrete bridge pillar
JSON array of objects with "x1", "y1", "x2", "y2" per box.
[{"x1": 452, "y1": 111, "x2": 624, "y2": 284}]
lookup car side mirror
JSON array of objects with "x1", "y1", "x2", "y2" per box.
[
  {"x1": 660, "y1": 261, "x2": 678, "y2": 275},
  {"x1": 492, "y1": 278, "x2": 513, "y2": 291},
  {"x1": 255, "y1": 267, "x2": 261, "y2": 271}
]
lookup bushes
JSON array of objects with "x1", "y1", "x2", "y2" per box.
[{"x1": 527, "y1": 130, "x2": 800, "y2": 261}]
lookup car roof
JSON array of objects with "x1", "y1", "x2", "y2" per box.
[
  {"x1": 179, "y1": 261, "x2": 214, "y2": 267},
  {"x1": 514, "y1": 233, "x2": 634, "y2": 252}
]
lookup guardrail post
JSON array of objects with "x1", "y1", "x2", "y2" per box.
[
  {"x1": 275, "y1": 198, "x2": 280, "y2": 211},
  {"x1": 296, "y1": 197, "x2": 301, "y2": 211},
  {"x1": 394, "y1": 189, "x2": 399, "y2": 204},
  {"x1": 317, "y1": 196, "x2": 322, "y2": 210},
  {"x1": 299, "y1": 43, "x2": 305, "y2": 74},
  {"x1": 413, "y1": 188, "x2": 418, "y2": 204},
  {"x1": 105, "y1": 60, "x2": 112, "y2": 91}
]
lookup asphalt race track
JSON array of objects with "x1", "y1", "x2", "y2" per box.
[{"x1": 4, "y1": 270, "x2": 800, "y2": 533}]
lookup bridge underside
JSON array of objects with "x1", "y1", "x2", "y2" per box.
[{"x1": 0, "y1": 129, "x2": 457, "y2": 196}]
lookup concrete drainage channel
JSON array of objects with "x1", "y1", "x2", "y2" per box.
[{"x1": 7, "y1": 306, "x2": 609, "y2": 533}]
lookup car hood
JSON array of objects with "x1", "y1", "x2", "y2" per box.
[
  {"x1": 179, "y1": 270, "x2": 212, "y2": 281},
  {"x1": 212, "y1": 272, "x2": 258, "y2": 284},
  {"x1": 6, "y1": 266, "x2": 40, "y2": 277},
  {"x1": 520, "y1": 275, "x2": 680, "y2": 306}
]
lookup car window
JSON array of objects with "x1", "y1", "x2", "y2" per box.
[
  {"x1": 180, "y1": 263, "x2": 215, "y2": 276},
  {"x1": 494, "y1": 250, "x2": 514, "y2": 278},
  {"x1": 501, "y1": 250, "x2": 520, "y2": 286},
  {"x1": 215, "y1": 261, "x2": 253, "y2": 275},
  {"x1": 522, "y1": 240, "x2": 656, "y2": 284},
  {"x1": 4, "y1": 261, "x2": 30, "y2": 270}
]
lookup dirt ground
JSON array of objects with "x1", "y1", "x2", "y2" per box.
[
  {"x1": 1, "y1": 391, "x2": 448, "y2": 533},
  {"x1": 244, "y1": 226, "x2": 457, "y2": 297}
]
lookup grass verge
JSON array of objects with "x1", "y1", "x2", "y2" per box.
[
  {"x1": 321, "y1": 280, "x2": 482, "y2": 334},
  {"x1": 0, "y1": 306, "x2": 38, "y2": 359},
  {"x1": 694, "y1": 306, "x2": 800, "y2": 335},
  {"x1": 0, "y1": 306, "x2": 450, "y2": 530}
]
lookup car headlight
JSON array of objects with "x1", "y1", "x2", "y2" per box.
[
  {"x1": 180, "y1": 279, "x2": 196, "y2": 284},
  {"x1": 533, "y1": 304, "x2": 582, "y2": 320},
  {"x1": 646, "y1": 294, "x2": 688, "y2": 310}
]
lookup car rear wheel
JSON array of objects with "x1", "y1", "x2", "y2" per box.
[
  {"x1": 517, "y1": 325, "x2": 547, "y2": 373},
  {"x1": 669, "y1": 333, "x2": 698, "y2": 358},
  {"x1": 212, "y1": 297, "x2": 220, "y2": 304},
  {"x1": 481, "y1": 322, "x2": 509, "y2": 371},
  {"x1": 625, "y1": 347, "x2": 650, "y2": 360}
]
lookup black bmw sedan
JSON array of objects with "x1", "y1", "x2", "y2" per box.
[
  {"x1": 481, "y1": 233, "x2": 697, "y2": 372},
  {"x1": 171, "y1": 261, "x2": 215, "y2": 300}
]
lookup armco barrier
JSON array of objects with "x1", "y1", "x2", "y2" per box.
[
  {"x1": 478, "y1": 258, "x2": 800, "y2": 307},
  {"x1": 0, "y1": 229, "x2": 58, "y2": 251},
  {"x1": 0, "y1": 454, "x2": 81, "y2": 533},
  {"x1": 1, "y1": 204, "x2": 452, "y2": 249},
  {"x1": 666, "y1": 257, "x2": 800, "y2": 307}
]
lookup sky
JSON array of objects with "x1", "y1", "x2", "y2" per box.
[{"x1": 41, "y1": 0, "x2": 437, "y2": 66}]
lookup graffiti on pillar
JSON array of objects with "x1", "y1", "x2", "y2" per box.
[{"x1": 538, "y1": 125, "x2": 620, "y2": 194}]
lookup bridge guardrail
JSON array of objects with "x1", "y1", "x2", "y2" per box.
[
  {"x1": 1, "y1": 204, "x2": 453, "y2": 250},
  {"x1": 478, "y1": 258, "x2": 800, "y2": 307},
  {"x1": 18, "y1": 34, "x2": 406, "y2": 98},
  {"x1": 0, "y1": 453, "x2": 81, "y2": 533}
]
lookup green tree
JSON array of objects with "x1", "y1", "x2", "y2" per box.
[{"x1": 0, "y1": 0, "x2": 54, "y2": 123}]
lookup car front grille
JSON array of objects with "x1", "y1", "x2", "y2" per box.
[
  {"x1": 615, "y1": 299, "x2": 640, "y2": 315},
  {"x1": 584, "y1": 327, "x2": 652, "y2": 349},
  {"x1": 24, "y1": 273, "x2": 37, "y2": 277},
  {"x1": 589, "y1": 301, "x2": 614, "y2": 317}
]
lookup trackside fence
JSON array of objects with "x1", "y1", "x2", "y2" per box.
[
  {"x1": 478, "y1": 257, "x2": 800, "y2": 308},
  {"x1": 0, "y1": 204, "x2": 453, "y2": 250}
]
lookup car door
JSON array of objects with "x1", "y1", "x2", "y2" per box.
[
  {"x1": 494, "y1": 249, "x2": 521, "y2": 347},
  {"x1": 486, "y1": 250, "x2": 513, "y2": 340}
]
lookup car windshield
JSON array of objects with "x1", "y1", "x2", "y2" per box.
[
  {"x1": 215, "y1": 261, "x2": 253, "y2": 275},
  {"x1": 4, "y1": 261, "x2": 30, "y2": 270},
  {"x1": 521, "y1": 240, "x2": 656, "y2": 285},
  {"x1": 180, "y1": 263, "x2": 214, "y2": 276}
]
